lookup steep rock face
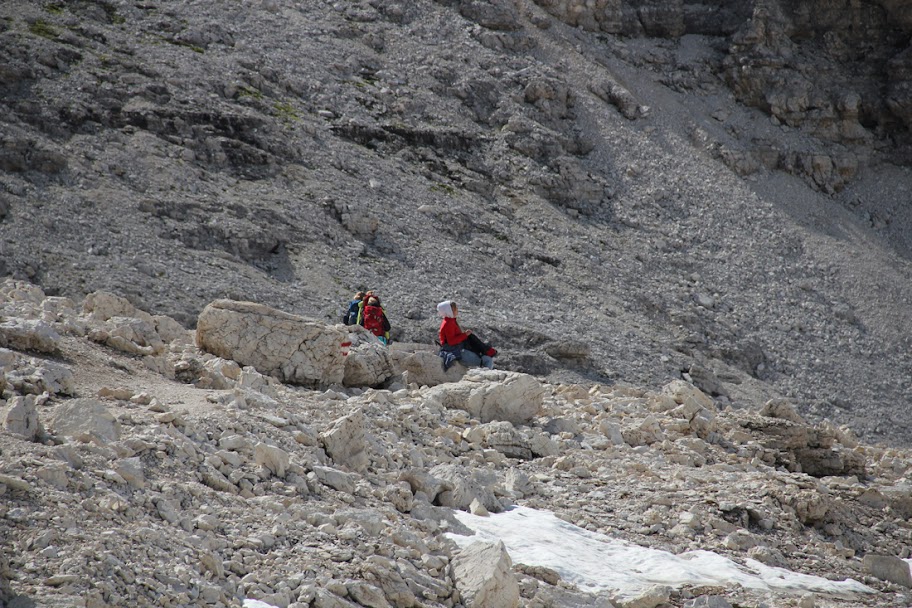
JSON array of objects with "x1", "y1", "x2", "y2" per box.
[
  {"x1": 531, "y1": 0, "x2": 911, "y2": 180},
  {"x1": 531, "y1": 0, "x2": 754, "y2": 36},
  {"x1": 724, "y1": 1, "x2": 910, "y2": 148},
  {"x1": 887, "y1": 45, "x2": 912, "y2": 130}
]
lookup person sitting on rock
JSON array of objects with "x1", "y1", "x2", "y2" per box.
[
  {"x1": 361, "y1": 296, "x2": 391, "y2": 345},
  {"x1": 356, "y1": 290, "x2": 377, "y2": 326},
  {"x1": 436, "y1": 300, "x2": 495, "y2": 371}
]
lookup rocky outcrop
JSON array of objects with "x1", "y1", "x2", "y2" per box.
[
  {"x1": 722, "y1": 1, "x2": 911, "y2": 162},
  {"x1": 530, "y1": 1, "x2": 910, "y2": 192},
  {"x1": 1, "y1": 0, "x2": 912, "y2": 456},
  {"x1": 196, "y1": 299, "x2": 347, "y2": 387}
]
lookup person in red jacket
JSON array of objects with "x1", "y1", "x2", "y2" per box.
[{"x1": 437, "y1": 300, "x2": 495, "y2": 370}]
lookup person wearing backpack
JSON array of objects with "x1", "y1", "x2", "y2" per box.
[
  {"x1": 342, "y1": 292, "x2": 364, "y2": 325},
  {"x1": 355, "y1": 290, "x2": 376, "y2": 326},
  {"x1": 361, "y1": 296, "x2": 391, "y2": 344},
  {"x1": 436, "y1": 300, "x2": 496, "y2": 371}
]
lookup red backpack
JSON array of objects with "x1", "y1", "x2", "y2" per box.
[{"x1": 362, "y1": 305, "x2": 387, "y2": 337}]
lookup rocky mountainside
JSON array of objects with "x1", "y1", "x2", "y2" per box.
[
  {"x1": 3, "y1": 278, "x2": 912, "y2": 608},
  {"x1": 0, "y1": 0, "x2": 911, "y2": 450}
]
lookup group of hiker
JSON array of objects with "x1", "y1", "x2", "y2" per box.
[
  {"x1": 342, "y1": 291, "x2": 496, "y2": 370},
  {"x1": 342, "y1": 290, "x2": 391, "y2": 344}
]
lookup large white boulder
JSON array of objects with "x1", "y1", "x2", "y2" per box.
[
  {"x1": 0, "y1": 318, "x2": 60, "y2": 353},
  {"x1": 344, "y1": 339, "x2": 394, "y2": 387},
  {"x1": 49, "y1": 398, "x2": 121, "y2": 443},
  {"x1": 82, "y1": 290, "x2": 153, "y2": 323},
  {"x1": 387, "y1": 343, "x2": 466, "y2": 387},
  {"x1": 321, "y1": 408, "x2": 369, "y2": 472},
  {"x1": 196, "y1": 299, "x2": 347, "y2": 387},
  {"x1": 451, "y1": 540, "x2": 519, "y2": 608},
  {"x1": 89, "y1": 316, "x2": 166, "y2": 356},
  {"x1": 2, "y1": 395, "x2": 43, "y2": 440},
  {"x1": 863, "y1": 554, "x2": 912, "y2": 587},
  {"x1": 425, "y1": 369, "x2": 544, "y2": 424}
]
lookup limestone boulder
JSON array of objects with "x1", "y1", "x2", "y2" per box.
[
  {"x1": 2, "y1": 395, "x2": 43, "y2": 440},
  {"x1": 1, "y1": 351, "x2": 75, "y2": 397},
  {"x1": 89, "y1": 316, "x2": 166, "y2": 356},
  {"x1": 452, "y1": 540, "x2": 519, "y2": 608},
  {"x1": 82, "y1": 290, "x2": 153, "y2": 323},
  {"x1": 0, "y1": 318, "x2": 60, "y2": 353},
  {"x1": 794, "y1": 447, "x2": 865, "y2": 478},
  {"x1": 431, "y1": 462, "x2": 504, "y2": 513},
  {"x1": 388, "y1": 343, "x2": 466, "y2": 387},
  {"x1": 425, "y1": 369, "x2": 544, "y2": 424},
  {"x1": 49, "y1": 398, "x2": 121, "y2": 443},
  {"x1": 344, "y1": 341, "x2": 394, "y2": 388},
  {"x1": 863, "y1": 554, "x2": 912, "y2": 588},
  {"x1": 196, "y1": 299, "x2": 347, "y2": 387},
  {"x1": 321, "y1": 409, "x2": 369, "y2": 472}
]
